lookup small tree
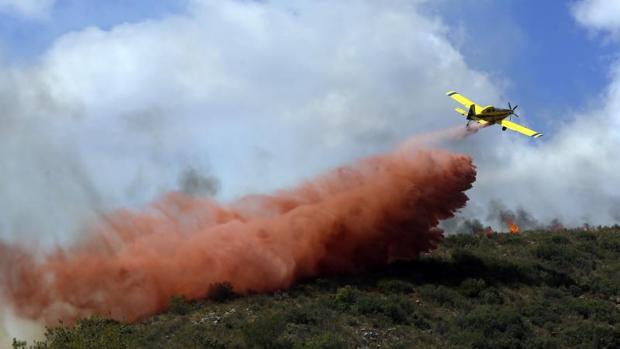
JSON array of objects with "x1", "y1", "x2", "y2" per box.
[
  {"x1": 12, "y1": 339, "x2": 27, "y2": 349},
  {"x1": 169, "y1": 295, "x2": 192, "y2": 315},
  {"x1": 208, "y1": 282, "x2": 235, "y2": 302}
]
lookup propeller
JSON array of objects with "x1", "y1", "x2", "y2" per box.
[{"x1": 508, "y1": 102, "x2": 520, "y2": 120}]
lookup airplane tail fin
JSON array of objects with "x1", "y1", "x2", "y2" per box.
[
  {"x1": 467, "y1": 104, "x2": 475, "y2": 119},
  {"x1": 456, "y1": 105, "x2": 475, "y2": 119}
]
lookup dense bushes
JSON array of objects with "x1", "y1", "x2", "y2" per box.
[
  {"x1": 17, "y1": 227, "x2": 620, "y2": 349},
  {"x1": 459, "y1": 278, "x2": 487, "y2": 297},
  {"x1": 208, "y1": 282, "x2": 236, "y2": 302},
  {"x1": 376, "y1": 279, "x2": 415, "y2": 294},
  {"x1": 168, "y1": 295, "x2": 192, "y2": 315},
  {"x1": 455, "y1": 306, "x2": 532, "y2": 349},
  {"x1": 241, "y1": 313, "x2": 291, "y2": 349}
]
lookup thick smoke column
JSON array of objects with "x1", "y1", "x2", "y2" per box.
[{"x1": 0, "y1": 137, "x2": 476, "y2": 325}]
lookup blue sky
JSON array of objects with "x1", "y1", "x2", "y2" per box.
[
  {"x1": 0, "y1": 0, "x2": 186, "y2": 64},
  {"x1": 1, "y1": 0, "x2": 617, "y2": 132},
  {"x1": 427, "y1": 0, "x2": 620, "y2": 130}
]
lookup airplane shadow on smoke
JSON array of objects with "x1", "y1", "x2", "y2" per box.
[
  {"x1": 395, "y1": 253, "x2": 575, "y2": 288},
  {"x1": 295, "y1": 251, "x2": 576, "y2": 292}
]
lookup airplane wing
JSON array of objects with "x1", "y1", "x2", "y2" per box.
[
  {"x1": 499, "y1": 119, "x2": 543, "y2": 138},
  {"x1": 446, "y1": 91, "x2": 482, "y2": 112}
]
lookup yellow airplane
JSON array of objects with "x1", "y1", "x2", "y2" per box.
[{"x1": 446, "y1": 91, "x2": 543, "y2": 138}]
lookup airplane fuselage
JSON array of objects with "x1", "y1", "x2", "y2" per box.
[{"x1": 471, "y1": 106, "x2": 514, "y2": 124}]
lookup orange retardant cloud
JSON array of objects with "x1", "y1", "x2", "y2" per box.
[{"x1": 0, "y1": 138, "x2": 476, "y2": 325}]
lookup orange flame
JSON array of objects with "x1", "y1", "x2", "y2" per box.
[{"x1": 506, "y1": 218, "x2": 520, "y2": 234}]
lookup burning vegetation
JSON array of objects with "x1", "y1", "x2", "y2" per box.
[
  {"x1": 442, "y1": 201, "x2": 573, "y2": 237},
  {"x1": 505, "y1": 217, "x2": 520, "y2": 235}
]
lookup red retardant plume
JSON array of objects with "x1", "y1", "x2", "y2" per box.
[{"x1": 0, "y1": 139, "x2": 476, "y2": 325}]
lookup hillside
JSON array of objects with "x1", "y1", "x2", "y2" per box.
[{"x1": 14, "y1": 227, "x2": 620, "y2": 349}]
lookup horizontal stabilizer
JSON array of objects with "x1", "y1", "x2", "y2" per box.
[{"x1": 454, "y1": 107, "x2": 467, "y2": 116}]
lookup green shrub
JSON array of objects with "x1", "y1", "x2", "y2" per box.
[
  {"x1": 577, "y1": 231, "x2": 597, "y2": 241},
  {"x1": 455, "y1": 306, "x2": 532, "y2": 348},
  {"x1": 377, "y1": 279, "x2": 414, "y2": 294},
  {"x1": 333, "y1": 286, "x2": 360, "y2": 312},
  {"x1": 459, "y1": 278, "x2": 487, "y2": 297},
  {"x1": 354, "y1": 294, "x2": 385, "y2": 316},
  {"x1": 444, "y1": 234, "x2": 480, "y2": 248},
  {"x1": 590, "y1": 276, "x2": 619, "y2": 297},
  {"x1": 550, "y1": 235, "x2": 570, "y2": 244},
  {"x1": 410, "y1": 312, "x2": 432, "y2": 331},
  {"x1": 242, "y1": 313, "x2": 291, "y2": 349},
  {"x1": 480, "y1": 287, "x2": 504, "y2": 305},
  {"x1": 301, "y1": 331, "x2": 348, "y2": 349},
  {"x1": 568, "y1": 298, "x2": 620, "y2": 324},
  {"x1": 355, "y1": 294, "x2": 413, "y2": 324},
  {"x1": 285, "y1": 305, "x2": 324, "y2": 325},
  {"x1": 534, "y1": 243, "x2": 568, "y2": 261},
  {"x1": 168, "y1": 295, "x2": 192, "y2": 315},
  {"x1": 599, "y1": 236, "x2": 620, "y2": 253},
  {"x1": 418, "y1": 285, "x2": 464, "y2": 308},
  {"x1": 530, "y1": 336, "x2": 562, "y2": 349},
  {"x1": 560, "y1": 320, "x2": 620, "y2": 349},
  {"x1": 208, "y1": 282, "x2": 235, "y2": 302},
  {"x1": 12, "y1": 339, "x2": 27, "y2": 349},
  {"x1": 532, "y1": 242, "x2": 592, "y2": 273},
  {"x1": 520, "y1": 301, "x2": 562, "y2": 327},
  {"x1": 451, "y1": 249, "x2": 483, "y2": 266},
  {"x1": 37, "y1": 317, "x2": 130, "y2": 349}
]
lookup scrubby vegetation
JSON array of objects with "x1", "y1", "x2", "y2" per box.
[{"x1": 16, "y1": 227, "x2": 620, "y2": 348}]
